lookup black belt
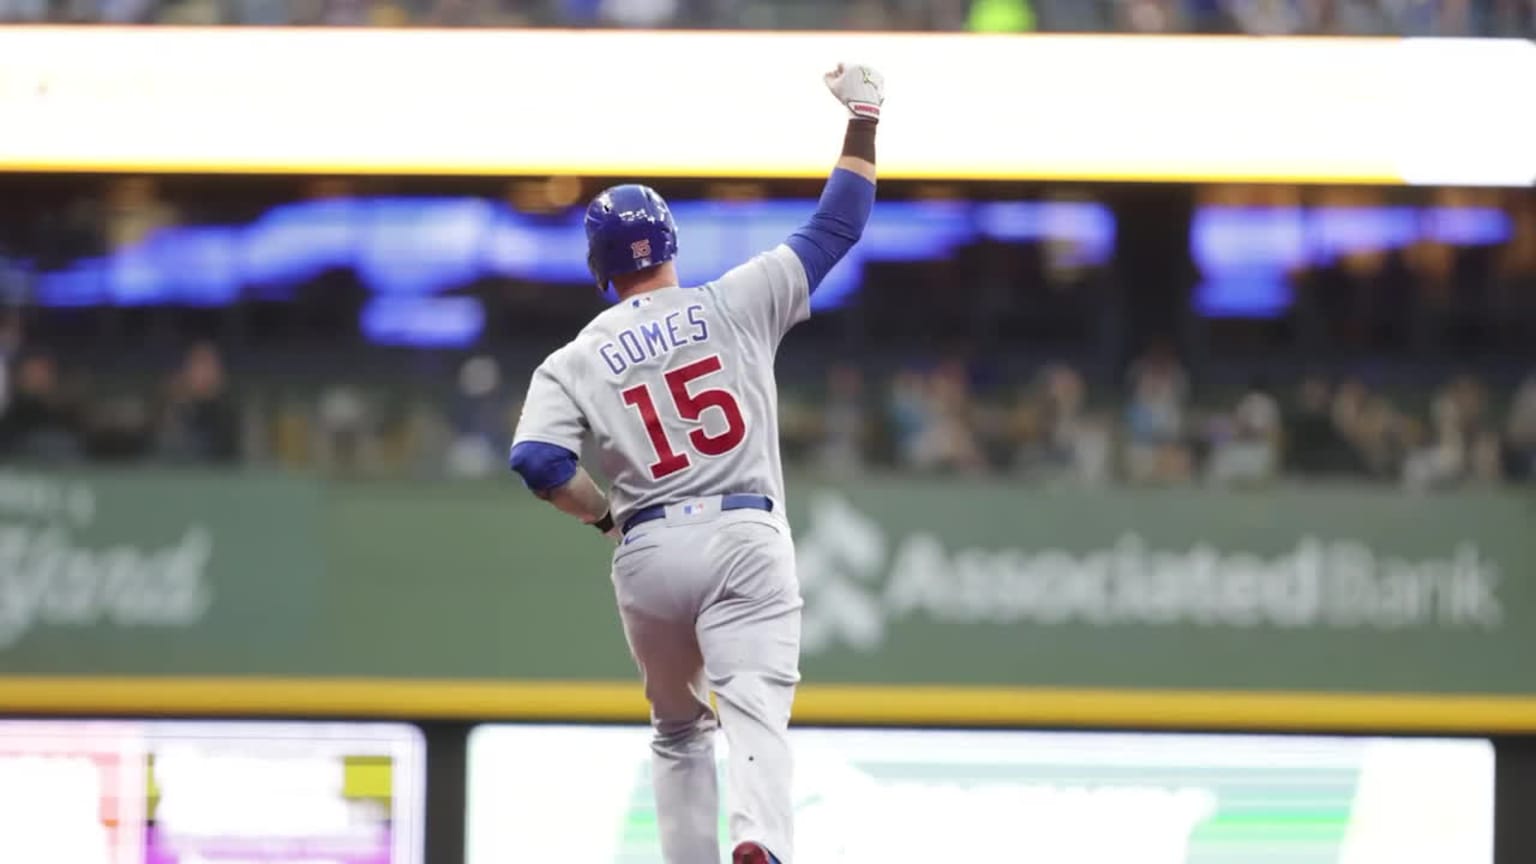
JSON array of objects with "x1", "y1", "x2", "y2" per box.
[{"x1": 623, "y1": 494, "x2": 774, "y2": 535}]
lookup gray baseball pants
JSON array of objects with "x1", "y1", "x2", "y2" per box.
[{"x1": 610, "y1": 502, "x2": 802, "y2": 864}]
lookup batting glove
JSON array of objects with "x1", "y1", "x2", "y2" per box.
[{"x1": 824, "y1": 62, "x2": 884, "y2": 122}]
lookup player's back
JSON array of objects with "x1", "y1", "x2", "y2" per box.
[{"x1": 526, "y1": 246, "x2": 810, "y2": 528}]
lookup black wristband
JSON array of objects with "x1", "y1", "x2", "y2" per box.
[
  {"x1": 591, "y1": 511, "x2": 615, "y2": 534},
  {"x1": 842, "y1": 119, "x2": 877, "y2": 164}
]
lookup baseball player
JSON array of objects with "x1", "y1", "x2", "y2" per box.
[{"x1": 507, "y1": 63, "x2": 884, "y2": 864}]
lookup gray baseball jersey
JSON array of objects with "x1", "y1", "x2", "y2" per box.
[{"x1": 512, "y1": 244, "x2": 810, "y2": 527}]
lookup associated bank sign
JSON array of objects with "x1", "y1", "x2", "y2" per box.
[{"x1": 794, "y1": 492, "x2": 1504, "y2": 655}]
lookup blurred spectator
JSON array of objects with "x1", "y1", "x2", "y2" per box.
[
  {"x1": 1117, "y1": 0, "x2": 1185, "y2": 31},
  {"x1": 776, "y1": 386, "x2": 821, "y2": 466},
  {"x1": 559, "y1": 0, "x2": 600, "y2": 23},
  {"x1": 285, "y1": 0, "x2": 323, "y2": 22},
  {"x1": 400, "y1": 398, "x2": 454, "y2": 478},
  {"x1": 841, "y1": 0, "x2": 892, "y2": 27},
  {"x1": 911, "y1": 0, "x2": 969, "y2": 29},
  {"x1": 925, "y1": 359, "x2": 989, "y2": 473},
  {"x1": 1225, "y1": 0, "x2": 1401, "y2": 34},
  {"x1": 157, "y1": 342, "x2": 242, "y2": 465},
  {"x1": 886, "y1": 369, "x2": 929, "y2": 467},
  {"x1": 0, "y1": 0, "x2": 47, "y2": 21},
  {"x1": 1489, "y1": 0, "x2": 1536, "y2": 33},
  {"x1": 0, "y1": 351, "x2": 82, "y2": 464},
  {"x1": 1329, "y1": 377, "x2": 1368, "y2": 472},
  {"x1": 1434, "y1": 0, "x2": 1475, "y2": 33},
  {"x1": 271, "y1": 396, "x2": 317, "y2": 469},
  {"x1": 1122, "y1": 344, "x2": 1192, "y2": 484},
  {"x1": 1303, "y1": 0, "x2": 1393, "y2": 33},
  {"x1": 1010, "y1": 363, "x2": 1110, "y2": 484},
  {"x1": 0, "y1": 313, "x2": 18, "y2": 418},
  {"x1": 1402, "y1": 375, "x2": 1505, "y2": 491},
  {"x1": 98, "y1": 0, "x2": 155, "y2": 21},
  {"x1": 599, "y1": 0, "x2": 677, "y2": 26},
  {"x1": 1358, "y1": 394, "x2": 1412, "y2": 477},
  {"x1": 426, "y1": 0, "x2": 522, "y2": 26},
  {"x1": 815, "y1": 364, "x2": 869, "y2": 476},
  {"x1": 1206, "y1": 376, "x2": 1281, "y2": 487},
  {"x1": 1033, "y1": 0, "x2": 1113, "y2": 29},
  {"x1": 1284, "y1": 375, "x2": 1353, "y2": 474},
  {"x1": 84, "y1": 393, "x2": 156, "y2": 462},
  {"x1": 1505, "y1": 372, "x2": 1536, "y2": 481},
  {"x1": 445, "y1": 354, "x2": 514, "y2": 477},
  {"x1": 1222, "y1": 0, "x2": 1305, "y2": 33},
  {"x1": 889, "y1": 361, "x2": 987, "y2": 473},
  {"x1": 229, "y1": 0, "x2": 288, "y2": 24},
  {"x1": 1380, "y1": 0, "x2": 1458, "y2": 34},
  {"x1": 156, "y1": 0, "x2": 222, "y2": 24},
  {"x1": 318, "y1": 0, "x2": 371, "y2": 25},
  {"x1": 314, "y1": 384, "x2": 379, "y2": 475},
  {"x1": 1450, "y1": 374, "x2": 1504, "y2": 484},
  {"x1": 1401, "y1": 385, "x2": 1467, "y2": 491},
  {"x1": 1332, "y1": 379, "x2": 1412, "y2": 479}
]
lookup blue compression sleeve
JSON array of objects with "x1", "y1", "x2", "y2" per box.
[
  {"x1": 508, "y1": 440, "x2": 579, "y2": 494},
  {"x1": 785, "y1": 167, "x2": 876, "y2": 294}
]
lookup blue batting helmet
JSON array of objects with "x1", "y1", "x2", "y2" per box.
[{"x1": 584, "y1": 184, "x2": 678, "y2": 296}]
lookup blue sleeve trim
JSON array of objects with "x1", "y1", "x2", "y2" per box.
[
  {"x1": 508, "y1": 440, "x2": 579, "y2": 494},
  {"x1": 786, "y1": 167, "x2": 875, "y2": 295}
]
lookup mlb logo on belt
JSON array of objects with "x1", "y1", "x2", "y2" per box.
[{"x1": 681, "y1": 502, "x2": 703, "y2": 516}]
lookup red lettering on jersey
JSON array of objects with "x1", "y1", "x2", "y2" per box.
[{"x1": 620, "y1": 354, "x2": 747, "y2": 480}]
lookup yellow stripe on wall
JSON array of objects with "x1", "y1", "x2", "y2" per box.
[{"x1": 4, "y1": 677, "x2": 1536, "y2": 733}]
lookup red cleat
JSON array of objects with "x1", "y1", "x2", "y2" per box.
[{"x1": 732, "y1": 841, "x2": 780, "y2": 864}]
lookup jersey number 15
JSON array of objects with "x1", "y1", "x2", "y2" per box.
[{"x1": 621, "y1": 354, "x2": 747, "y2": 480}]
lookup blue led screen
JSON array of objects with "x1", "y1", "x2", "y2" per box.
[
  {"x1": 20, "y1": 197, "x2": 1116, "y2": 347},
  {"x1": 10, "y1": 197, "x2": 1519, "y2": 343},
  {"x1": 1192, "y1": 205, "x2": 1514, "y2": 318}
]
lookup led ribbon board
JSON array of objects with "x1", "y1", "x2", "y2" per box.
[
  {"x1": 466, "y1": 724, "x2": 1495, "y2": 864},
  {"x1": 0, "y1": 29, "x2": 1532, "y2": 184},
  {"x1": 21, "y1": 196, "x2": 1113, "y2": 316}
]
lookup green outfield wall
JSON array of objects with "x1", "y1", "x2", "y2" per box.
[{"x1": 2, "y1": 468, "x2": 1533, "y2": 730}]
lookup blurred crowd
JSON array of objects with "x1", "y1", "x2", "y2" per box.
[
  {"x1": 4, "y1": 318, "x2": 1533, "y2": 493},
  {"x1": 777, "y1": 346, "x2": 1536, "y2": 491},
  {"x1": 3, "y1": 179, "x2": 1532, "y2": 492},
  {"x1": 0, "y1": 328, "x2": 242, "y2": 466},
  {"x1": 0, "y1": 0, "x2": 1529, "y2": 35}
]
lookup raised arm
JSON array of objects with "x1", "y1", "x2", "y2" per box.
[
  {"x1": 827, "y1": 60, "x2": 880, "y2": 182},
  {"x1": 784, "y1": 63, "x2": 883, "y2": 294}
]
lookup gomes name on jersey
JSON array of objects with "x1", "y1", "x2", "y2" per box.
[{"x1": 599, "y1": 303, "x2": 711, "y2": 376}]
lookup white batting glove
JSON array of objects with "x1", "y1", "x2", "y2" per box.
[{"x1": 824, "y1": 62, "x2": 884, "y2": 122}]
